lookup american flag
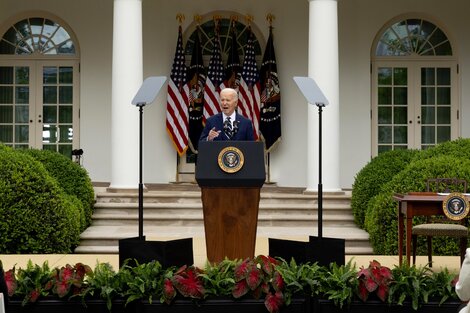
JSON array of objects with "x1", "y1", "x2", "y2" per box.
[
  {"x1": 239, "y1": 28, "x2": 261, "y2": 140},
  {"x1": 221, "y1": 21, "x2": 241, "y2": 90},
  {"x1": 203, "y1": 23, "x2": 224, "y2": 124},
  {"x1": 166, "y1": 26, "x2": 189, "y2": 156}
]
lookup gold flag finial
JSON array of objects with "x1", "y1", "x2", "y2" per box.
[
  {"x1": 266, "y1": 13, "x2": 275, "y2": 26},
  {"x1": 176, "y1": 14, "x2": 185, "y2": 25},
  {"x1": 213, "y1": 15, "x2": 222, "y2": 23},
  {"x1": 230, "y1": 15, "x2": 239, "y2": 23},
  {"x1": 245, "y1": 14, "x2": 254, "y2": 26},
  {"x1": 194, "y1": 14, "x2": 202, "y2": 25}
]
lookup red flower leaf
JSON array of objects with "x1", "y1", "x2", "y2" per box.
[
  {"x1": 264, "y1": 291, "x2": 284, "y2": 313},
  {"x1": 172, "y1": 267, "x2": 204, "y2": 299},
  {"x1": 4, "y1": 268, "x2": 17, "y2": 297},
  {"x1": 256, "y1": 255, "x2": 274, "y2": 276},
  {"x1": 246, "y1": 266, "x2": 262, "y2": 290},
  {"x1": 357, "y1": 282, "x2": 369, "y2": 302},
  {"x1": 376, "y1": 284, "x2": 389, "y2": 302},
  {"x1": 232, "y1": 280, "x2": 249, "y2": 298},
  {"x1": 163, "y1": 278, "x2": 176, "y2": 304},
  {"x1": 234, "y1": 259, "x2": 250, "y2": 281},
  {"x1": 364, "y1": 276, "x2": 378, "y2": 292},
  {"x1": 56, "y1": 280, "x2": 70, "y2": 298},
  {"x1": 29, "y1": 289, "x2": 40, "y2": 303},
  {"x1": 272, "y1": 271, "x2": 285, "y2": 292},
  {"x1": 369, "y1": 260, "x2": 381, "y2": 268}
]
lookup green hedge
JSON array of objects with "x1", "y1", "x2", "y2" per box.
[
  {"x1": 351, "y1": 149, "x2": 418, "y2": 229},
  {"x1": 0, "y1": 146, "x2": 81, "y2": 253},
  {"x1": 21, "y1": 149, "x2": 94, "y2": 230}
]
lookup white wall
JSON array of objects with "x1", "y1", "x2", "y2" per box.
[{"x1": 2, "y1": 0, "x2": 470, "y2": 189}]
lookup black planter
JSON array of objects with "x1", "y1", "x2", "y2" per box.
[
  {"x1": 7, "y1": 298, "x2": 131, "y2": 313},
  {"x1": 312, "y1": 298, "x2": 462, "y2": 313}
]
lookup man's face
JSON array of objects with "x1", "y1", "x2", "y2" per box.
[{"x1": 220, "y1": 90, "x2": 237, "y2": 116}]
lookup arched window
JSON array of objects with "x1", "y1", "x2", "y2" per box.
[
  {"x1": 371, "y1": 17, "x2": 458, "y2": 155},
  {"x1": 0, "y1": 17, "x2": 76, "y2": 55},
  {"x1": 375, "y1": 18, "x2": 452, "y2": 56},
  {"x1": 184, "y1": 17, "x2": 262, "y2": 59}
]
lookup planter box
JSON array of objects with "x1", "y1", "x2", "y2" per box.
[
  {"x1": 6, "y1": 297, "x2": 461, "y2": 313},
  {"x1": 312, "y1": 298, "x2": 462, "y2": 313},
  {"x1": 7, "y1": 297, "x2": 310, "y2": 313}
]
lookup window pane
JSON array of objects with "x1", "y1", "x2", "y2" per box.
[
  {"x1": 437, "y1": 87, "x2": 450, "y2": 105},
  {"x1": 15, "y1": 105, "x2": 29, "y2": 123},
  {"x1": 59, "y1": 86, "x2": 72, "y2": 104},
  {"x1": 378, "y1": 87, "x2": 392, "y2": 105},
  {"x1": 15, "y1": 125, "x2": 28, "y2": 143},
  {"x1": 421, "y1": 126, "x2": 435, "y2": 144},
  {"x1": 394, "y1": 106, "x2": 407, "y2": 124},
  {"x1": 0, "y1": 66, "x2": 13, "y2": 84},
  {"x1": 59, "y1": 125, "x2": 73, "y2": 143},
  {"x1": 437, "y1": 107, "x2": 450, "y2": 124},
  {"x1": 378, "y1": 68, "x2": 392, "y2": 85},
  {"x1": 437, "y1": 68, "x2": 451, "y2": 85},
  {"x1": 15, "y1": 67, "x2": 29, "y2": 84},
  {"x1": 394, "y1": 87, "x2": 407, "y2": 104},
  {"x1": 421, "y1": 87, "x2": 435, "y2": 105},
  {"x1": 421, "y1": 68, "x2": 435, "y2": 85},
  {"x1": 378, "y1": 145, "x2": 392, "y2": 154},
  {"x1": 378, "y1": 126, "x2": 392, "y2": 143},
  {"x1": 15, "y1": 86, "x2": 29, "y2": 104},
  {"x1": 0, "y1": 106, "x2": 13, "y2": 123},
  {"x1": 43, "y1": 124, "x2": 57, "y2": 143},
  {"x1": 59, "y1": 67, "x2": 73, "y2": 84},
  {"x1": 43, "y1": 106, "x2": 57, "y2": 123},
  {"x1": 59, "y1": 106, "x2": 72, "y2": 123},
  {"x1": 434, "y1": 41, "x2": 452, "y2": 56},
  {"x1": 43, "y1": 67, "x2": 57, "y2": 84},
  {"x1": 0, "y1": 86, "x2": 13, "y2": 104},
  {"x1": 43, "y1": 86, "x2": 57, "y2": 104},
  {"x1": 394, "y1": 126, "x2": 407, "y2": 144},
  {"x1": 393, "y1": 68, "x2": 407, "y2": 85},
  {"x1": 421, "y1": 106, "x2": 435, "y2": 124},
  {"x1": 43, "y1": 144, "x2": 56, "y2": 151},
  {"x1": 0, "y1": 125, "x2": 13, "y2": 142},
  {"x1": 58, "y1": 144, "x2": 72, "y2": 158},
  {"x1": 437, "y1": 126, "x2": 451, "y2": 143},
  {"x1": 378, "y1": 107, "x2": 392, "y2": 124}
]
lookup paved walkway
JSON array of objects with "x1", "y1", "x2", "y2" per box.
[{"x1": 0, "y1": 236, "x2": 462, "y2": 274}]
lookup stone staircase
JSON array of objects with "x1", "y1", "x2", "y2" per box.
[{"x1": 74, "y1": 184, "x2": 373, "y2": 256}]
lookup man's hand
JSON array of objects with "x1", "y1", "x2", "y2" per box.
[{"x1": 207, "y1": 127, "x2": 221, "y2": 141}]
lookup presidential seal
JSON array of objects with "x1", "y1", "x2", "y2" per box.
[
  {"x1": 218, "y1": 146, "x2": 244, "y2": 173},
  {"x1": 442, "y1": 193, "x2": 469, "y2": 220}
]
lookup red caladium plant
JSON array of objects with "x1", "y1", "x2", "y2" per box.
[
  {"x1": 357, "y1": 260, "x2": 393, "y2": 302},
  {"x1": 162, "y1": 277, "x2": 176, "y2": 304},
  {"x1": 4, "y1": 267, "x2": 17, "y2": 297},
  {"x1": 171, "y1": 265, "x2": 205, "y2": 299},
  {"x1": 232, "y1": 256, "x2": 285, "y2": 313},
  {"x1": 50, "y1": 263, "x2": 92, "y2": 298}
]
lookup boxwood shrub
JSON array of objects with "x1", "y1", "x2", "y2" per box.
[
  {"x1": 364, "y1": 155, "x2": 470, "y2": 255},
  {"x1": 0, "y1": 146, "x2": 81, "y2": 253},
  {"x1": 20, "y1": 148, "x2": 94, "y2": 230},
  {"x1": 351, "y1": 149, "x2": 418, "y2": 229}
]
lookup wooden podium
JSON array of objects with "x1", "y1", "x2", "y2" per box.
[{"x1": 196, "y1": 141, "x2": 265, "y2": 263}]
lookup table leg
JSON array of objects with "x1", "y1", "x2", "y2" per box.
[
  {"x1": 398, "y1": 206, "x2": 404, "y2": 266},
  {"x1": 406, "y1": 216, "x2": 413, "y2": 265}
]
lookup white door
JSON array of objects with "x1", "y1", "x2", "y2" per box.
[
  {"x1": 0, "y1": 60, "x2": 80, "y2": 156},
  {"x1": 371, "y1": 61, "x2": 459, "y2": 155}
]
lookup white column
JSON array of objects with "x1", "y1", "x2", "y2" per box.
[
  {"x1": 306, "y1": 0, "x2": 341, "y2": 192},
  {"x1": 109, "y1": 0, "x2": 143, "y2": 190}
]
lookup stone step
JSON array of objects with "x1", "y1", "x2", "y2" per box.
[
  {"x1": 75, "y1": 226, "x2": 373, "y2": 255},
  {"x1": 76, "y1": 185, "x2": 371, "y2": 256}
]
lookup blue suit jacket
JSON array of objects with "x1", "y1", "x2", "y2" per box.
[{"x1": 199, "y1": 112, "x2": 254, "y2": 141}]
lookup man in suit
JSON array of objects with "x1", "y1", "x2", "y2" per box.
[{"x1": 199, "y1": 88, "x2": 254, "y2": 141}]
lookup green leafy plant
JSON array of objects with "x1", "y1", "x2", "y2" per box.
[
  {"x1": 319, "y1": 260, "x2": 358, "y2": 309},
  {"x1": 2, "y1": 256, "x2": 460, "y2": 312}
]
